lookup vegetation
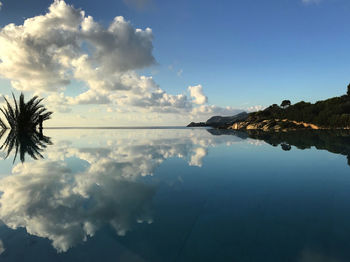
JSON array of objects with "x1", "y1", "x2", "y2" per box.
[
  {"x1": 280, "y1": 100, "x2": 291, "y2": 109},
  {"x1": 0, "y1": 93, "x2": 52, "y2": 131},
  {"x1": 249, "y1": 86, "x2": 350, "y2": 128}
]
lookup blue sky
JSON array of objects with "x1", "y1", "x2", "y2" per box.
[{"x1": 0, "y1": 0, "x2": 350, "y2": 126}]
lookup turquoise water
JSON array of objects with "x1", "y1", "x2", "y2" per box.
[{"x1": 0, "y1": 128, "x2": 350, "y2": 261}]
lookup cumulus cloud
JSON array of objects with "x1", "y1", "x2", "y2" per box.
[
  {"x1": 0, "y1": 0, "x2": 247, "y2": 122},
  {"x1": 0, "y1": 1, "x2": 195, "y2": 115},
  {"x1": 46, "y1": 93, "x2": 72, "y2": 113},
  {"x1": 0, "y1": 1, "x2": 154, "y2": 92},
  {"x1": 68, "y1": 90, "x2": 111, "y2": 105},
  {"x1": 0, "y1": 1, "x2": 82, "y2": 91},
  {"x1": 189, "y1": 85, "x2": 208, "y2": 105}
]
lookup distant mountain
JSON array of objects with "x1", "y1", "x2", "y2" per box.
[
  {"x1": 205, "y1": 112, "x2": 249, "y2": 127},
  {"x1": 187, "y1": 112, "x2": 248, "y2": 128}
]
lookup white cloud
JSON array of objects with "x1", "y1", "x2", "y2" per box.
[
  {"x1": 246, "y1": 105, "x2": 265, "y2": 112},
  {"x1": 0, "y1": 1, "x2": 83, "y2": 91},
  {"x1": 68, "y1": 90, "x2": 111, "y2": 105},
  {"x1": 188, "y1": 85, "x2": 208, "y2": 105},
  {"x1": 0, "y1": 0, "x2": 247, "y2": 124},
  {"x1": 0, "y1": 1, "x2": 154, "y2": 92},
  {"x1": 0, "y1": 2, "x2": 3, "y2": 10},
  {"x1": 46, "y1": 93, "x2": 72, "y2": 113},
  {"x1": 0, "y1": 1, "x2": 193, "y2": 116},
  {"x1": 190, "y1": 104, "x2": 243, "y2": 120}
]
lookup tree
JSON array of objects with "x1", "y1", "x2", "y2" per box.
[
  {"x1": 280, "y1": 100, "x2": 291, "y2": 109},
  {"x1": 347, "y1": 83, "x2": 350, "y2": 96},
  {"x1": 0, "y1": 93, "x2": 52, "y2": 131}
]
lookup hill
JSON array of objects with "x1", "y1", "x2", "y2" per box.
[
  {"x1": 187, "y1": 112, "x2": 248, "y2": 128},
  {"x1": 188, "y1": 85, "x2": 350, "y2": 131}
]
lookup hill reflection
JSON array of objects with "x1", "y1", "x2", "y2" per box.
[{"x1": 208, "y1": 129, "x2": 350, "y2": 166}]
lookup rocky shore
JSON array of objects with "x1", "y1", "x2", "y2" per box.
[
  {"x1": 188, "y1": 89, "x2": 350, "y2": 131},
  {"x1": 228, "y1": 118, "x2": 320, "y2": 132},
  {"x1": 188, "y1": 114, "x2": 322, "y2": 132}
]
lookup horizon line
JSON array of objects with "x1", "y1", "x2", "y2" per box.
[{"x1": 43, "y1": 126, "x2": 190, "y2": 129}]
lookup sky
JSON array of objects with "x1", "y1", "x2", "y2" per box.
[{"x1": 0, "y1": 0, "x2": 350, "y2": 126}]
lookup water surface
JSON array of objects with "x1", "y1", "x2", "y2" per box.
[{"x1": 0, "y1": 128, "x2": 350, "y2": 262}]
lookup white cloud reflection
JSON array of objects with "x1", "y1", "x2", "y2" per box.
[
  {"x1": 0, "y1": 129, "x2": 246, "y2": 252},
  {"x1": 0, "y1": 160, "x2": 155, "y2": 252},
  {"x1": 0, "y1": 239, "x2": 5, "y2": 255}
]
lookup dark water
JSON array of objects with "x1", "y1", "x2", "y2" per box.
[{"x1": 0, "y1": 128, "x2": 350, "y2": 262}]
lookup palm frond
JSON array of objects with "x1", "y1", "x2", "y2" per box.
[
  {"x1": 12, "y1": 93, "x2": 19, "y2": 119},
  {"x1": 0, "y1": 93, "x2": 53, "y2": 131}
]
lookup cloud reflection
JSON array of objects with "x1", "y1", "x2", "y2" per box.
[
  {"x1": 299, "y1": 249, "x2": 342, "y2": 262},
  {"x1": 0, "y1": 239, "x2": 5, "y2": 255},
  {"x1": 0, "y1": 129, "x2": 245, "y2": 252},
  {"x1": 0, "y1": 161, "x2": 155, "y2": 252}
]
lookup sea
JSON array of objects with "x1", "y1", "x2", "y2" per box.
[{"x1": 0, "y1": 127, "x2": 349, "y2": 262}]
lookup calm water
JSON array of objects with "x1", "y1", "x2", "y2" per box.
[{"x1": 0, "y1": 128, "x2": 350, "y2": 262}]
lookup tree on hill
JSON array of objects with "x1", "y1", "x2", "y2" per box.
[
  {"x1": 347, "y1": 83, "x2": 350, "y2": 96},
  {"x1": 280, "y1": 100, "x2": 291, "y2": 109}
]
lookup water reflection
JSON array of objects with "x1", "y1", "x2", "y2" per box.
[
  {"x1": 1, "y1": 128, "x2": 350, "y2": 259},
  {"x1": 299, "y1": 249, "x2": 342, "y2": 262},
  {"x1": 0, "y1": 129, "x2": 52, "y2": 163},
  {"x1": 208, "y1": 129, "x2": 350, "y2": 166},
  {"x1": 0, "y1": 239, "x2": 4, "y2": 255},
  {"x1": 0, "y1": 129, "x2": 242, "y2": 252},
  {"x1": 0, "y1": 160, "x2": 155, "y2": 252}
]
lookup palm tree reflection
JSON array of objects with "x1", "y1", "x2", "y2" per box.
[{"x1": 0, "y1": 129, "x2": 52, "y2": 163}]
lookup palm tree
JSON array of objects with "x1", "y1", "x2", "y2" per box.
[{"x1": 0, "y1": 93, "x2": 52, "y2": 131}]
